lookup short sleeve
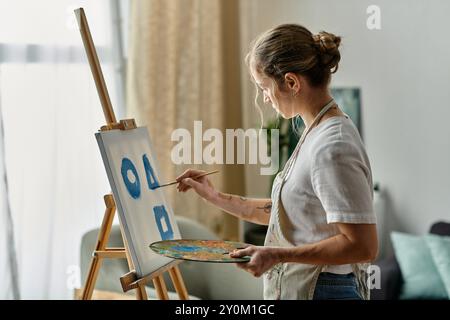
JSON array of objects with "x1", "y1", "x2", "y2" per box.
[{"x1": 311, "y1": 141, "x2": 376, "y2": 224}]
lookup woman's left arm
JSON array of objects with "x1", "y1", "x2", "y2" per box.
[
  {"x1": 280, "y1": 223, "x2": 378, "y2": 264},
  {"x1": 231, "y1": 223, "x2": 378, "y2": 277}
]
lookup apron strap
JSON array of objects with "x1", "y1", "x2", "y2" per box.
[{"x1": 282, "y1": 99, "x2": 336, "y2": 181}]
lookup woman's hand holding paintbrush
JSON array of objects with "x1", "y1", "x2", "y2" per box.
[{"x1": 175, "y1": 169, "x2": 219, "y2": 201}]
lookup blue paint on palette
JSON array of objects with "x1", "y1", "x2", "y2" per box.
[
  {"x1": 153, "y1": 205, "x2": 174, "y2": 240},
  {"x1": 143, "y1": 154, "x2": 160, "y2": 190},
  {"x1": 121, "y1": 157, "x2": 140, "y2": 199},
  {"x1": 172, "y1": 245, "x2": 202, "y2": 252},
  {"x1": 149, "y1": 240, "x2": 251, "y2": 263}
]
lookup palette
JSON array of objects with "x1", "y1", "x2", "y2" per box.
[{"x1": 149, "y1": 239, "x2": 251, "y2": 263}]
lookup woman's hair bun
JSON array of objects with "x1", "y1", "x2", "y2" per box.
[{"x1": 313, "y1": 31, "x2": 341, "y2": 73}]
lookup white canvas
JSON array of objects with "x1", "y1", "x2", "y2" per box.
[{"x1": 96, "y1": 127, "x2": 180, "y2": 277}]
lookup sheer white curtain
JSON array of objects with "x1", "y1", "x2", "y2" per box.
[
  {"x1": 0, "y1": 0, "x2": 125, "y2": 299},
  {"x1": 127, "y1": 0, "x2": 244, "y2": 241},
  {"x1": 0, "y1": 95, "x2": 19, "y2": 299}
]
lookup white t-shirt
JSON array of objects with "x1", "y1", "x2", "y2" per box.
[{"x1": 280, "y1": 115, "x2": 376, "y2": 274}]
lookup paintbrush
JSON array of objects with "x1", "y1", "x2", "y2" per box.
[{"x1": 151, "y1": 170, "x2": 219, "y2": 190}]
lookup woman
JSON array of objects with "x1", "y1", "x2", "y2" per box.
[{"x1": 176, "y1": 24, "x2": 378, "y2": 300}]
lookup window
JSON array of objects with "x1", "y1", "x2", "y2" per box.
[{"x1": 0, "y1": 0, "x2": 127, "y2": 299}]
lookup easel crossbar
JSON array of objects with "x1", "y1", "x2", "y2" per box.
[{"x1": 94, "y1": 249, "x2": 127, "y2": 259}]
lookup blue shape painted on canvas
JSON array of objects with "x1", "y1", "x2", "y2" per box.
[
  {"x1": 121, "y1": 157, "x2": 140, "y2": 199},
  {"x1": 153, "y1": 205, "x2": 174, "y2": 240},
  {"x1": 143, "y1": 154, "x2": 160, "y2": 190}
]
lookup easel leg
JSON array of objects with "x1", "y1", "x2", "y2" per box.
[
  {"x1": 136, "y1": 284, "x2": 148, "y2": 300},
  {"x1": 81, "y1": 257, "x2": 103, "y2": 299},
  {"x1": 153, "y1": 276, "x2": 170, "y2": 300},
  {"x1": 81, "y1": 194, "x2": 116, "y2": 299},
  {"x1": 169, "y1": 266, "x2": 189, "y2": 300}
]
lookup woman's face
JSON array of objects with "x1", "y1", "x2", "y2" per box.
[{"x1": 250, "y1": 66, "x2": 298, "y2": 119}]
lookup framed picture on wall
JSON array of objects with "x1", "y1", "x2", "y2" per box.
[{"x1": 331, "y1": 87, "x2": 362, "y2": 138}]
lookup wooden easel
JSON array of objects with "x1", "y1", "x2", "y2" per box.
[{"x1": 74, "y1": 7, "x2": 189, "y2": 300}]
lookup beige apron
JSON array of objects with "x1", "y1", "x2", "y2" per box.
[{"x1": 263, "y1": 100, "x2": 371, "y2": 300}]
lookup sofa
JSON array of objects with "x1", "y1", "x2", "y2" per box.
[
  {"x1": 371, "y1": 221, "x2": 450, "y2": 300},
  {"x1": 79, "y1": 215, "x2": 263, "y2": 299}
]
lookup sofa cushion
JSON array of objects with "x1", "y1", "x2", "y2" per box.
[
  {"x1": 425, "y1": 234, "x2": 450, "y2": 297},
  {"x1": 429, "y1": 221, "x2": 450, "y2": 236},
  {"x1": 391, "y1": 232, "x2": 448, "y2": 299}
]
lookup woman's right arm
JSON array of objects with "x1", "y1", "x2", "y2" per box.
[
  {"x1": 209, "y1": 192, "x2": 272, "y2": 225},
  {"x1": 176, "y1": 169, "x2": 272, "y2": 225}
]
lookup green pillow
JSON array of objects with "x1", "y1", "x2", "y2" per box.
[
  {"x1": 391, "y1": 232, "x2": 447, "y2": 299},
  {"x1": 425, "y1": 234, "x2": 450, "y2": 297}
]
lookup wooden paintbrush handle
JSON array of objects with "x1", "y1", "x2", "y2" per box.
[{"x1": 156, "y1": 170, "x2": 219, "y2": 189}]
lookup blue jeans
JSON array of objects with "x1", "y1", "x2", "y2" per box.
[{"x1": 312, "y1": 272, "x2": 363, "y2": 300}]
